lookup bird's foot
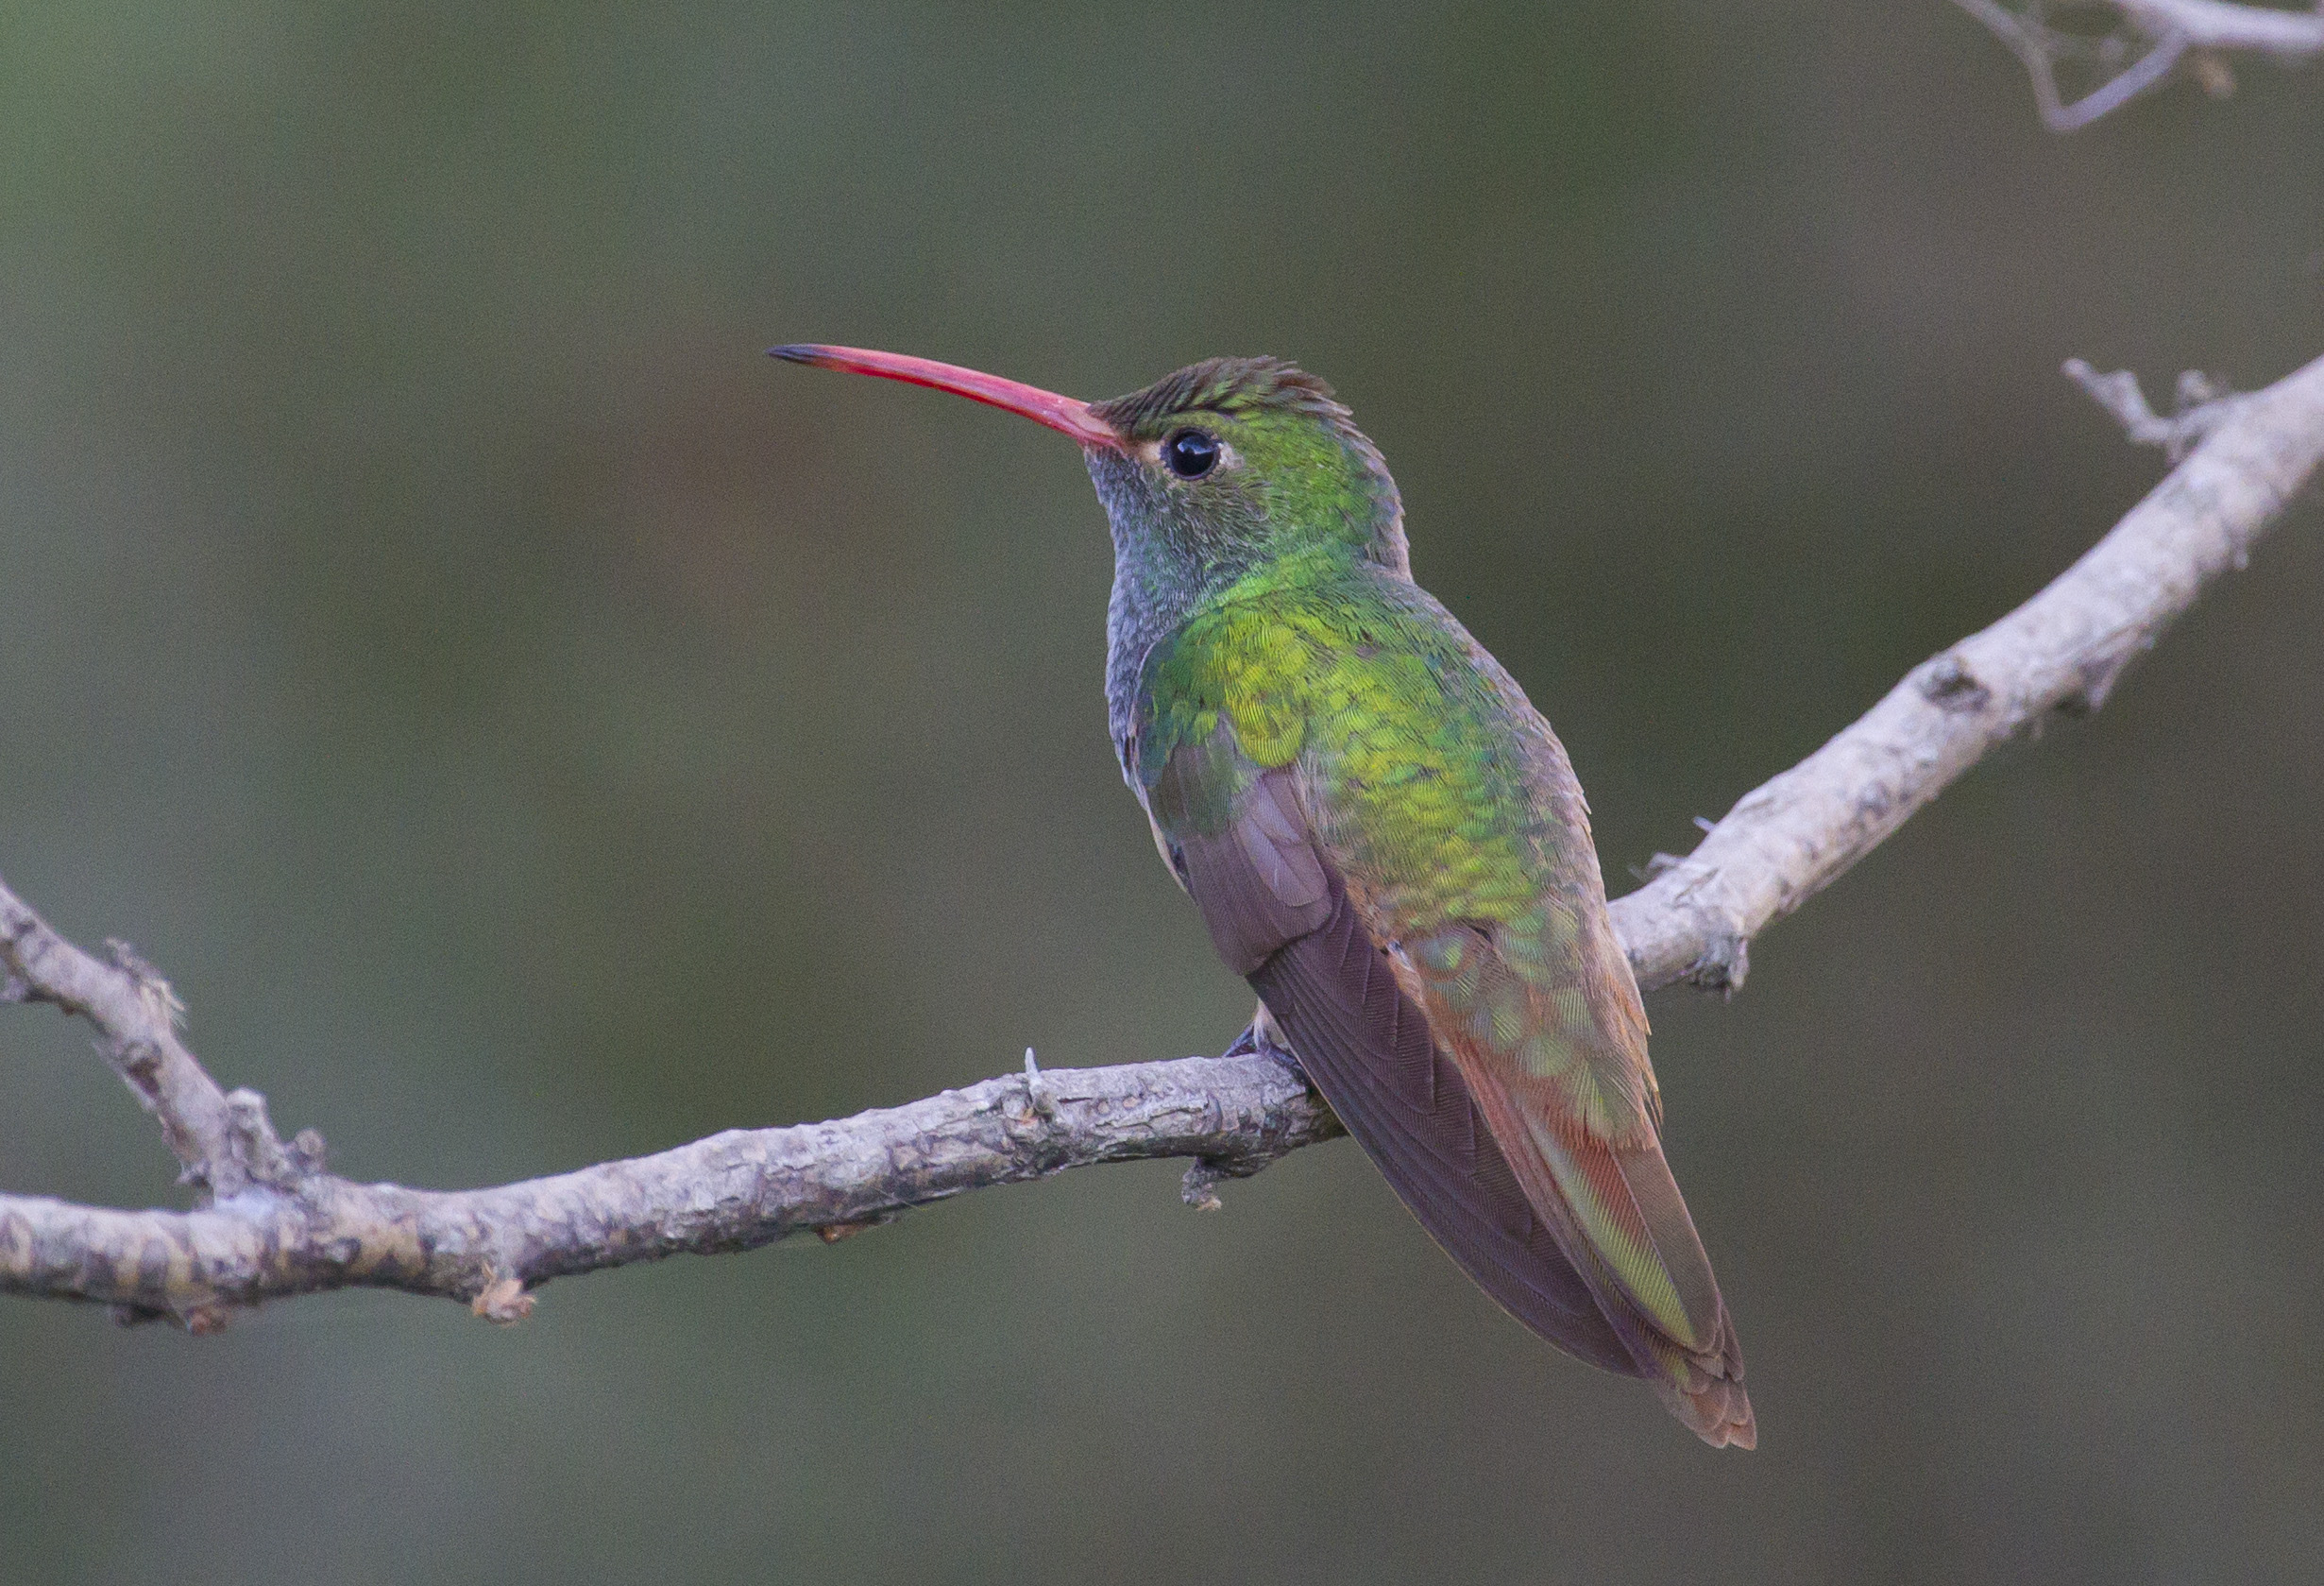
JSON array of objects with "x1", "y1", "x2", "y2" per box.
[
  {"x1": 1218, "y1": 1009, "x2": 1308, "y2": 1084},
  {"x1": 1183, "y1": 1009, "x2": 1325, "y2": 1211}
]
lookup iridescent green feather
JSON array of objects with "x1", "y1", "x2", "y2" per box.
[{"x1": 1135, "y1": 557, "x2": 1654, "y2": 1144}]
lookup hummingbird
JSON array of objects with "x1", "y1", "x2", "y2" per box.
[{"x1": 771, "y1": 345, "x2": 1754, "y2": 1447}]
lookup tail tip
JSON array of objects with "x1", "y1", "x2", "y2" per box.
[{"x1": 1665, "y1": 1377, "x2": 1756, "y2": 1450}]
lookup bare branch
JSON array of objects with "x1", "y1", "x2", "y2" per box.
[
  {"x1": 0, "y1": 889, "x2": 294, "y2": 1199},
  {"x1": 1613, "y1": 350, "x2": 2324, "y2": 990},
  {"x1": 0, "y1": 1030, "x2": 1334, "y2": 1325},
  {"x1": 6, "y1": 350, "x2": 2323, "y2": 1322},
  {"x1": 1950, "y1": 0, "x2": 2322, "y2": 129},
  {"x1": 2118, "y1": 0, "x2": 2324, "y2": 52}
]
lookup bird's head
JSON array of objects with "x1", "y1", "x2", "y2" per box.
[{"x1": 771, "y1": 346, "x2": 1408, "y2": 600}]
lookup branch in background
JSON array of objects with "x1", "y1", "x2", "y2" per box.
[
  {"x1": 6, "y1": 351, "x2": 2323, "y2": 1325},
  {"x1": 1950, "y1": 0, "x2": 2324, "y2": 129}
]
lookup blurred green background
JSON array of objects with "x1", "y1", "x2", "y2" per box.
[{"x1": 4, "y1": 3, "x2": 2321, "y2": 1581}]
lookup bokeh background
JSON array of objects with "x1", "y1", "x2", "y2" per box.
[{"x1": 4, "y1": 4, "x2": 2321, "y2": 1581}]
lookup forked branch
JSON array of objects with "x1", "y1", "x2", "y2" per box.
[
  {"x1": 6, "y1": 351, "x2": 2323, "y2": 1324},
  {"x1": 1950, "y1": 0, "x2": 2324, "y2": 129}
]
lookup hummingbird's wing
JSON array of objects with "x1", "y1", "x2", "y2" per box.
[
  {"x1": 1146, "y1": 728, "x2": 1633, "y2": 1376},
  {"x1": 1145, "y1": 718, "x2": 1751, "y2": 1447}
]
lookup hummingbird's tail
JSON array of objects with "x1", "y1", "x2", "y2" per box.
[
  {"x1": 1648, "y1": 1335, "x2": 1756, "y2": 1449},
  {"x1": 1594, "y1": 1145, "x2": 1754, "y2": 1447},
  {"x1": 1501, "y1": 1105, "x2": 1757, "y2": 1449}
]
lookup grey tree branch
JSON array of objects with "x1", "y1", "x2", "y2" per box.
[
  {"x1": 6, "y1": 351, "x2": 2323, "y2": 1325},
  {"x1": 1950, "y1": 0, "x2": 2323, "y2": 129},
  {"x1": 1615, "y1": 350, "x2": 2324, "y2": 989},
  {"x1": 0, "y1": 892, "x2": 298, "y2": 1199}
]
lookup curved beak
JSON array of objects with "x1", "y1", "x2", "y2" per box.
[{"x1": 770, "y1": 344, "x2": 1123, "y2": 450}]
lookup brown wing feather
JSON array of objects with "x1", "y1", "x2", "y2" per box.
[
  {"x1": 1153, "y1": 756, "x2": 1634, "y2": 1372},
  {"x1": 1247, "y1": 882, "x2": 1636, "y2": 1374},
  {"x1": 1151, "y1": 741, "x2": 1751, "y2": 1442}
]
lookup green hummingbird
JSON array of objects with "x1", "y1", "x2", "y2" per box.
[{"x1": 772, "y1": 345, "x2": 1754, "y2": 1447}]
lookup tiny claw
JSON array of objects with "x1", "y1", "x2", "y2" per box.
[{"x1": 1223, "y1": 1014, "x2": 1310, "y2": 1087}]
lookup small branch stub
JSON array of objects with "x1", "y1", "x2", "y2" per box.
[
  {"x1": 471, "y1": 1276, "x2": 534, "y2": 1324},
  {"x1": 1025, "y1": 1047, "x2": 1058, "y2": 1122},
  {"x1": 2063, "y1": 358, "x2": 2248, "y2": 459}
]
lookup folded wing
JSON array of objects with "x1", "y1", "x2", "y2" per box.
[{"x1": 1147, "y1": 725, "x2": 1752, "y2": 1445}]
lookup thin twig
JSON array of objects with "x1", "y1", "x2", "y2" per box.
[
  {"x1": 0, "y1": 892, "x2": 296, "y2": 1199},
  {"x1": 2061, "y1": 358, "x2": 2248, "y2": 459},
  {"x1": 0, "y1": 1016, "x2": 1334, "y2": 1326},
  {"x1": 1950, "y1": 0, "x2": 2323, "y2": 129},
  {"x1": 6, "y1": 350, "x2": 2323, "y2": 1322}
]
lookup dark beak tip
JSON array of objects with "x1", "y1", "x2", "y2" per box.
[{"x1": 757, "y1": 343, "x2": 1118, "y2": 449}]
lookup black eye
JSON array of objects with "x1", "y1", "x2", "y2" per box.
[{"x1": 1163, "y1": 428, "x2": 1219, "y2": 479}]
